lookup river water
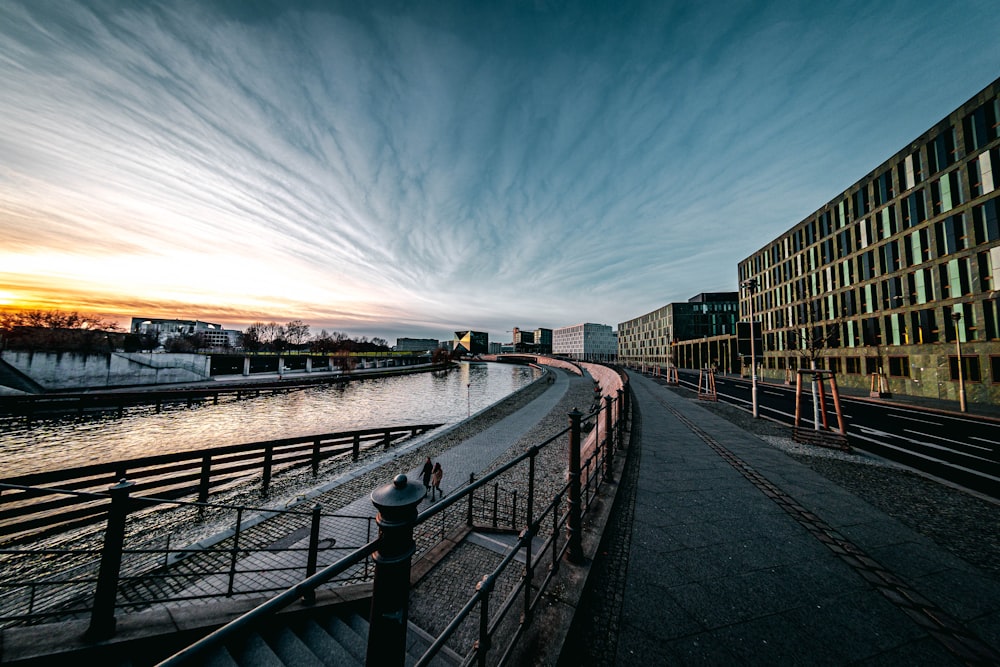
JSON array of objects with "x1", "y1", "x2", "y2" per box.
[{"x1": 0, "y1": 362, "x2": 542, "y2": 478}]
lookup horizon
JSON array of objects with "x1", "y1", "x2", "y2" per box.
[{"x1": 3, "y1": 2, "x2": 999, "y2": 345}]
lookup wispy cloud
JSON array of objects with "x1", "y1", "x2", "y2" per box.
[{"x1": 1, "y1": 0, "x2": 998, "y2": 342}]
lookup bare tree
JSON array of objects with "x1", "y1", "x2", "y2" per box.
[{"x1": 285, "y1": 320, "x2": 310, "y2": 347}]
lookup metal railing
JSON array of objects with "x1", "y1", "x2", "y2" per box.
[
  {"x1": 159, "y1": 367, "x2": 632, "y2": 667},
  {"x1": 0, "y1": 423, "x2": 442, "y2": 545},
  {"x1": 0, "y1": 486, "x2": 377, "y2": 632}
]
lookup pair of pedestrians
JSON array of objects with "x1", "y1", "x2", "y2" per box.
[{"x1": 420, "y1": 457, "x2": 445, "y2": 500}]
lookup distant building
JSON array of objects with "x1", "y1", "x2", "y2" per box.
[
  {"x1": 509, "y1": 326, "x2": 553, "y2": 354},
  {"x1": 488, "y1": 342, "x2": 503, "y2": 355},
  {"x1": 395, "y1": 337, "x2": 440, "y2": 352},
  {"x1": 617, "y1": 293, "x2": 739, "y2": 369},
  {"x1": 129, "y1": 318, "x2": 241, "y2": 350},
  {"x1": 553, "y1": 323, "x2": 617, "y2": 361},
  {"x1": 452, "y1": 330, "x2": 488, "y2": 355}
]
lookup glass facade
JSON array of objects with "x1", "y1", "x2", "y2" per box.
[{"x1": 737, "y1": 77, "x2": 1000, "y2": 404}]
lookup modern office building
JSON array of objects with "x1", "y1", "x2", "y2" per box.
[
  {"x1": 553, "y1": 323, "x2": 617, "y2": 361},
  {"x1": 738, "y1": 76, "x2": 1000, "y2": 405},
  {"x1": 452, "y1": 330, "x2": 488, "y2": 355},
  {"x1": 617, "y1": 293, "x2": 739, "y2": 369},
  {"x1": 509, "y1": 327, "x2": 553, "y2": 354},
  {"x1": 395, "y1": 337, "x2": 440, "y2": 352}
]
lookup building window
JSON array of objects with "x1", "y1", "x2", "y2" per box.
[
  {"x1": 887, "y1": 356, "x2": 910, "y2": 377},
  {"x1": 845, "y1": 356, "x2": 861, "y2": 374},
  {"x1": 865, "y1": 357, "x2": 880, "y2": 375},
  {"x1": 827, "y1": 356, "x2": 841, "y2": 374},
  {"x1": 991, "y1": 355, "x2": 1000, "y2": 382},
  {"x1": 972, "y1": 197, "x2": 999, "y2": 243},
  {"x1": 949, "y1": 355, "x2": 982, "y2": 382},
  {"x1": 927, "y1": 127, "x2": 957, "y2": 174}
]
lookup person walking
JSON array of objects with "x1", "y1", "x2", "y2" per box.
[
  {"x1": 420, "y1": 456, "x2": 433, "y2": 497},
  {"x1": 431, "y1": 461, "x2": 444, "y2": 500}
]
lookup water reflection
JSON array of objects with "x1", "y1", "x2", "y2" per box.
[{"x1": 0, "y1": 362, "x2": 541, "y2": 477}]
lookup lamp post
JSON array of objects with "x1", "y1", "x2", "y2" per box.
[
  {"x1": 741, "y1": 278, "x2": 759, "y2": 418},
  {"x1": 951, "y1": 311, "x2": 967, "y2": 413}
]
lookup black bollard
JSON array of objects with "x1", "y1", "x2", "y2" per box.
[
  {"x1": 367, "y1": 474, "x2": 424, "y2": 667},
  {"x1": 566, "y1": 409, "x2": 584, "y2": 564}
]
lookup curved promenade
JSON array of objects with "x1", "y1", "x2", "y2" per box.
[
  {"x1": 565, "y1": 372, "x2": 1000, "y2": 665},
  {"x1": 5, "y1": 364, "x2": 1000, "y2": 665}
]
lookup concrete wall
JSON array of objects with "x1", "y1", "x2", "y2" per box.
[{"x1": 0, "y1": 351, "x2": 211, "y2": 391}]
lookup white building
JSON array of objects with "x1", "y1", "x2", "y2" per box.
[
  {"x1": 130, "y1": 318, "x2": 241, "y2": 350},
  {"x1": 553, "y1": 323, "x2": 617, "y2": 361}
]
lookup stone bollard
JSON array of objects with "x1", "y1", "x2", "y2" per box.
[{"x1": 367, "y1": 474, "x2": 424, "y2": 667}]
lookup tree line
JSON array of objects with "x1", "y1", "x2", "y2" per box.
[
  {"x1": 0, "y1": 310, "x2": 395, "y2": 355},
  {"x1": 239, "y1": 320, "x2": 390, "y2": 354}
]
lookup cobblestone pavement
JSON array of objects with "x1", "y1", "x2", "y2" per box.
[{"x1": 406, "y1": 371, "x2": 600, "y2": 653}]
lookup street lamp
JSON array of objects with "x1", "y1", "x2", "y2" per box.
[
  {"x1": 741, "y1": 277, "x2": 759, "y2": 418},
  {"x1": 951, "y1": 311, "x2": 967, "y2": 413}
]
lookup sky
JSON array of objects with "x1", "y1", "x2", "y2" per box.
[{"x1": 2, "y1": 1, "x2": 999, "y2": 345}]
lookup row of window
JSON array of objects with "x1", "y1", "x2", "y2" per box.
[
  {"x1": 748, "y1": 196, "x2": 999, "y2": 306},
  {"x1": 763, "y1": 354, "x2": 996, "y2": 383},
  {"x1": 742, "y1": 92, "x2": 1000, "y2": 281},
  {"x1": 760, "y1": 300, "x2": 987, "y2": 351}
]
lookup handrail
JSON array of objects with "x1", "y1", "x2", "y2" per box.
[
  {"x1": 0, "y1": 423, "x2": 442, "y2": 544},
  {"x1": 0, "y1": 485, "x2": 379, "y2": 627},
  {"x1": 157, "y1": 368, "x2": 631, "y2": 667}
]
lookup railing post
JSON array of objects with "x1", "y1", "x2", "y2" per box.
[
  {"x1": 604, "y1": 395, "x2": 615, "y2": 482},
  {"x1": 475, "y1": 574, "x2": 494, "y2": 667},
  {"x1": 262, "y1": 445, "x2": 273, "y2": 496},
  {"x1": 303, "y1": 503, "x2": 322, "y2": 605},
  {"x1": 615, "y1": 389, "x2": 625, "y2": 448},
  {"x1": 198, "y1": 455, "x2": 211, "y2": 504},
  {"x1": 467, "y1": 472, "x2": 475, "y2": 526},
  {"x1": 566, "y1": 409, "x2": 584, "y2": 564},
  {"x1": 86, "y1": 479, "x2": 133, "y2": 640},
  {"x1": 312, "y1": 438, "x2": 322, "y2": 475},
  {"x1": 367, "y1": 474, "x2": 423, "y2": 667},
  {"x1": 353, "y1": 433, "x2": 361, "y2": 461},
  {"x1": 492, "y1": 483, "x2": 499, "y2": 529},
  {"x1": 227, "y1": 507, "x2": 244, "y2": 597}
]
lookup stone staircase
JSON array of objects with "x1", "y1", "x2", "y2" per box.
[{"x1": 187, "y1": 607, "x2": 460, "y2": 667}]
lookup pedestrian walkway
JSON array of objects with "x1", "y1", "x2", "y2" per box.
[
  {"x1": 164, "y1": 366, "x2": 576, "y2": 600},
  {"x1": 611, "y1": 373, "x2": 1000, "y2": 664},
  {"x1": 302, "y1": 363, "x2": 573, "y2": 517}
]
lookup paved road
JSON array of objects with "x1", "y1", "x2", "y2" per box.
[
  {"x1": 572, "y1": 372, "x2": 1000, "y2": 665},
  {"x1": 675, "y1": 369, "x2": 1000, "y2": 499}
]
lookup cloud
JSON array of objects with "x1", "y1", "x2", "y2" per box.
[{"x1": 1, "y1": 0, "x2": 999, "y2": 342}]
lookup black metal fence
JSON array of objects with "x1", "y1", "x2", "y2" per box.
[
  {"x1": 0, "y1": 423, "x2": 441, "y2": 545},
  {"x1": 160, "y1": 367, "x2": 632, "y2": 667}
]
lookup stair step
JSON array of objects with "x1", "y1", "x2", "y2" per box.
[
  {"x1": 325, "y1": 614, "x2": 368, "y2": 662},
  {"x1": 201, "y1": 646, "x2": 240, "y2": 667},
  {"x1": 266, "y1": 626, "x2": 325, "y2": 667},
  {"x1": 298, "y1": 618, "x2": 363, "y2": 666},
  {"x1": 235, "y1": 634, "x2": 285, "y2": 667}
]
